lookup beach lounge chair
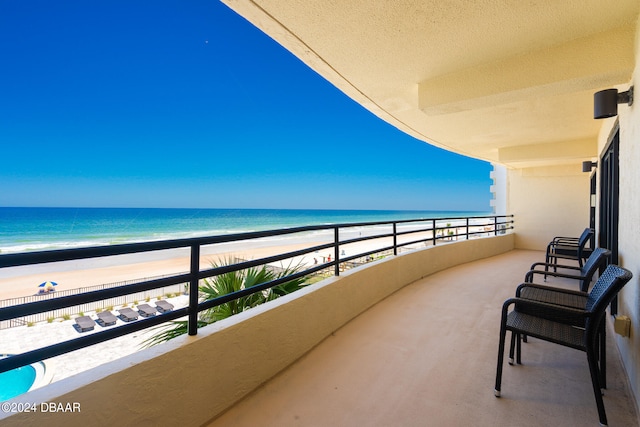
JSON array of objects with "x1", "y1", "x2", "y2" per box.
[
  {"x1": 137, "y1": 303, "x2": 157, "y2": 317},
  {"x1": 495, "y1": 265, "x2": 633, "y2": 427},
  {"x1": 155, "y1": 300, "x2": 174, "y2": 313},
  {"x1": 96, "y1": 310, "x2": 118, "y2": 327},
  {"x1": 118, "y1": 307, "x2": 138, "y2": 322},
  {"x1": 74, "y1": 316, "x2": 96, "y2": 332}
]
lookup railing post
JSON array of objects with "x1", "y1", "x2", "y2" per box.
[
  {"x1": 466, "y1": 218, "x2": 470, "y2": 240},
  {"x1": 432, "y1": 219, "x2": 437, "y2": 246},
  {"x1": 393, "y1": 222, "x2": 398, "y2": 255},
  {"x1": 334, "y1": 227, "x2": 340, "y2": 276},
  {"x1": 494, "y1": 216, "x2": 498, "y2": 236},
  {"x1": 188, "y1": 244, "x2": 200, "y2": 336}
]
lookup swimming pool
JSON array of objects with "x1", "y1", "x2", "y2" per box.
[
  {"x1": 0, "y1": 365, "x2": 36, "y2": 401},
  {"x1": 0, "y1": 355, "x2": 49, "y2": 401}
]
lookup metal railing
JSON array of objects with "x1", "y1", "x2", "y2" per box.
[{"x1": 0, "y1": 214, "x2": 513, "y2": 374}]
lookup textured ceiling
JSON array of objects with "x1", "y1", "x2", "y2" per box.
[{"x1": 223, "y1": 0, "x2": 639, "y2": 169}]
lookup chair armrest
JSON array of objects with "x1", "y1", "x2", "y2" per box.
[
  {"x1": 502, "y1": 297, "x2": 589, "y2": 325},
  {"x1": 548, "y1": 241, "x2": 580, "y2": 249},
  {"x1": 549, "y1": 253, "x2": 580, "y2": 261},
  {"x1": 524, "y1": 269, "x2": 585, "y2": 283},
  {"x1": 551, "y1": 236, "x2": 579, "y2": 244},
  {"x1": 546, "y1": 240, "x2": 579, "y2": 256},
  {"x1": 529, "y1": 261, "x2": 581, "y2": 271},
  {"x1": 515, "y1": 282, "x2": 588, "y2": 298}
]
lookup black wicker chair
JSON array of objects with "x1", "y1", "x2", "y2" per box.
[
  {"x1": 494, "y1": 265, "x2": 633, "y2": 427},
  {"x1": 526, "y1": 247, "x2": 610, "y2": 292},
  {"x1": 519, "y1": 248, "x2": 612, "y2": 379},
  {"x1": 545, "y1": 228, "x2": 593, "y2": 269}
]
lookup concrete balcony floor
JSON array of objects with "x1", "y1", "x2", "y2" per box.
[{"x1": 206, "y1": 249, "x2": 639, "y2": 426}]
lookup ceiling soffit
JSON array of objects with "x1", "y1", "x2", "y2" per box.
[
  {"x1": 418, "y1": 27, "x2": 635, "y2": 115},
  {"x1": 498, "y1": 138, "x2": 597, "y2": 167}
]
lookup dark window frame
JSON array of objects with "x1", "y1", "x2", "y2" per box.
[{"x1": 599, "y1": 124, "x2": 620, "y2": 314}]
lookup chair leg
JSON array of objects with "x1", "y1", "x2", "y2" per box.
[
  {"x1": 587, "y1": 349, "x2": 608, "y2": 426},
  {"x1": 544, "y1": 264, "x2": 549, "y2": 280},
  {"x1": 600, "y1": 322, "x2": 607, "y2": 390},
  {"x1": 516, "y1": 332, "x2": 522, "y2": 365},
  {"x1": 544, "y1": 248, "x2": 551, "y2": 280},
  {"x1": 495, "y1": 324, "x2": 508, "y2": 397},
  {"x1": 508, "y1": 331, "x2": 516, "y2": 365}
]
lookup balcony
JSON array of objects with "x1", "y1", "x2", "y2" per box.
[
  {"x1": 202, "y1": 249, "x2": 638, "y2": 427},
  {"x1": 0, "y1": 224, "x2": 637, "y2": 426}
]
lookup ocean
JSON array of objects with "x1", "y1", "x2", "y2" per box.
[{"x1": 0, "y1": 207, "x2": 491, "y2": 254}]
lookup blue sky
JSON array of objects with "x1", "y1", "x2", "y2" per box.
[{"x1": 0, "y1": 1, "x2": 492, "y2": 211}]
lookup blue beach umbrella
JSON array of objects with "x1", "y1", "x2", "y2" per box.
[{"x1": 38, "y1": 281, "x2": 57, "y2": 289}]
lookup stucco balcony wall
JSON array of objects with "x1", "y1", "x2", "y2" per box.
[{"x1": 1, "y1": 234, "x2": 513, "y2": 426}]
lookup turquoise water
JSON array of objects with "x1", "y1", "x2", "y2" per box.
[
  {"x1": 0, "y1": 207, "x2": 491, "y2": 254},
  {"x1": 0, "y1": 364, "x2": 36, "y2": 401}
]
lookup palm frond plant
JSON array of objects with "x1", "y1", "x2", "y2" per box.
[{"x1": 143, "y1": 257, "x2": 308, "y2": 347}]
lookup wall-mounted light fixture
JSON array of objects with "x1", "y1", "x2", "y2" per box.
[
  {"x1": 594, "y1": 86, "x2": 633, "y2": 119},
  {"x1": 582, "y1": 161, "x2": 597, "y2": 173}
]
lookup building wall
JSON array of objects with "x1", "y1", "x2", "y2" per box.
[
  {"x1": 490, "y1": 163, "x2": 507, "y2": 215},
  {"x1": 605, "y1": 14, "x2": 640, "y2": 412},
  {"x1": 507, "y1": 165, "x2": 591, "y2": 250},
  {"x1": 0, "y1": 235, "x2": 514, "y2": 426}
]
